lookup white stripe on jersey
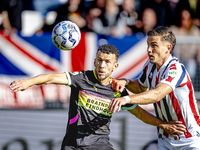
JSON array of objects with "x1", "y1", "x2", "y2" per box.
[{"x1": 138, "y1": 55, "x2": 200, "y2": 140}]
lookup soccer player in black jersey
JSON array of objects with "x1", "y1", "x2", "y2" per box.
[{"x1": 10, "y1": 44, "x2": 185, "y2": 150}]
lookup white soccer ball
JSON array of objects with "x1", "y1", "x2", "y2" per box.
[{"x1": 51, "y1": 21, "x2": 81, "y2": 50}]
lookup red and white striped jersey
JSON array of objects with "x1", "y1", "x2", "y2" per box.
[{"x1": 138, "y1": 55, "x2": 200, "y2": 140}]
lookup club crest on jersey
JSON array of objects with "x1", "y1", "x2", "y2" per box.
[{"x1": 168, "y1": 69, "x2": 177, "y2": 78}]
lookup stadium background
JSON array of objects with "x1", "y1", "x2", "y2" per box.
[{"x1": 0, "y1": 0, "x2": 200, "y2": 150}]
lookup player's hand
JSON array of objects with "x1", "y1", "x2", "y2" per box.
[
  {"x1": 10, "y1": 79, "x2": 30, "y2": 92},
  {"x1": 109, "y1": 97, "x2": 127, "y2": 113},
  {"x1": 110, "y1": 79, "x2": 126, "y2": 93},
  {"x1": 160, "y1": 121, "x2": 186, "y2": 139}
]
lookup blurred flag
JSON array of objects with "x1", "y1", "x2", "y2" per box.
[{"x1": 0, "y1": 31, "x2": 148, "y2": 108}]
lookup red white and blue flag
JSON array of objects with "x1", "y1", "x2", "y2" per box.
[{"x1": 0, "y1": 31, "x2": 148, "y2": 108}]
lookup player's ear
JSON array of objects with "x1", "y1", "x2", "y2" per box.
[
  {"x1": 113, "y1": 63, "x2": 119, "y2": 71},
  {"x1": 167, "y1": 44, "x2": 172, "y2": 51},
  {"x1": 165, "y1": 44, "x2": 172, "y2": 54}
]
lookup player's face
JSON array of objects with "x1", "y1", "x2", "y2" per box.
[
  {"x1": 94, "y1": 51, "x2": 119, "y2": 85},
  {"x1": 147, "y1": 36, "x2": 171, "y2": 70}
]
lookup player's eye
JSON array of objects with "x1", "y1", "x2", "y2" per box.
[
  {"x1": 151, "y1": 44, "x2": 157, "y2": 48},
  {"x1": 106, "y1": 60, "x2": 111, "y2": 64},
  {"x1": 97, "y1": 59, "x2": 104, "y2": 64}
]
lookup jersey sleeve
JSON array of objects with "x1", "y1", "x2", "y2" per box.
[
  {"x1": 65, "y1": 71, "x2": 84, "y2": 88},
  {"x1": 138, "y1": 60, "x2": 149, "y2": 87},
  {"x1": 160, "y1": 63, "x2": 187, "y2": 90},
  {"x1": 121, "y1": 104, "x2": 137, "y2": 110}
]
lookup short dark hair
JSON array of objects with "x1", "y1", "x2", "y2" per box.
[
  {"x1": 97, "y1": 44, "x2": 119, "y2": 62},
  {"x1": 147, "y1": 27, "x2": 176, "y2": 54}
]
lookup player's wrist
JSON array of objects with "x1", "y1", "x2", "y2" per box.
[
  {"x1": 157, "y1": 122, "x2": 166, "y2": 129},
  {"x1": 124, "y1": 96, "x2": 131, "y2": 103},
  {"x1": 121, "y1": 78, "x2": 130, "y2": 87}
]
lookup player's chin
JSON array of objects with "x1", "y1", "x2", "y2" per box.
[
  {"x1": 149, "y1": 59, "x2": 155, "y2": 63},
  {"x1": 98, "y1": 76, "x2": 105, "y2": 80},
  {"x1": 99, "y1": 74, "x2": 109, "y2": 81}
]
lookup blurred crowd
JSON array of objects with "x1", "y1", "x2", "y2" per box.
[
  {"x1": 1, "y1": 0, "x2": 200, "y2": 91},
  {"x1": 1, "y1": 0, "x2": 200, "y2": 36}
]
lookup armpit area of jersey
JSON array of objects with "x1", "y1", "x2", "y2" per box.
[{"x1": 121, "y1": 104, "x2": 137, "y2": 110}]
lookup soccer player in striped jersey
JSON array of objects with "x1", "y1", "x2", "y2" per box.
[{"x1": 109, "y1": 27, "x2": 200, "y2": 149}]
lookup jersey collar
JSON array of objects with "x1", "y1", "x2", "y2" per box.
[
  {"x1": 93, "y1": 69, "x2": 98, "y2": 80},
  {"x1": 93, "y1": 69, "x2": 113, "y2": 84}
]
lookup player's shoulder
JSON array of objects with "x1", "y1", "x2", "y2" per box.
[
  {"x1": 68, "y1": 70, "x2": 87, "y2": 80},
  {"x1": 70, "y1": 70, "x2": 93, "y2": 76},
  {"x1": 168, "y1": 60, "x2": 184, "y2": 71},
  {"x1": 166, "y1": 58, "x2": 186, "y2": 77},
  {"x1": 69, "y1": 71, "x2": 84, "y2": 75}
]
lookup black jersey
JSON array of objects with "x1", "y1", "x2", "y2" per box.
[{"x1": 61, "y1": 70, "x2": 135, "y2": 149}]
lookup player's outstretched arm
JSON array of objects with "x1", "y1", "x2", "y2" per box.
[
  {"x1": 109, "y1": 83, "x2": 173, "y2": 113},
  {"x1": 128, "y1": 105, "x2": 186, "y2": 139},
  {"x1": 10, "y1": 73, "x2": 68, "y2": 92}
]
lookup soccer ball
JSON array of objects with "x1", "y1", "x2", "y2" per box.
[{"x1": 51, "y1": 21, "x2": 81, "y2": 50}]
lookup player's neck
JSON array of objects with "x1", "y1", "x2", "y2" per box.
[
  {"x1": 99, "y1": 77, "x2": 112, "y2": 86},
  {"x1": 156, "y1": 55, "x2": 170, "y2": 71}
]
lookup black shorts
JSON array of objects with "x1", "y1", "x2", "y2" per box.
[{"x1": 62, "y1": 143, "x2": 115, "y2": 150}]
